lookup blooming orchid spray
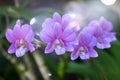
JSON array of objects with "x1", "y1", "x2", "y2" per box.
[{"x1": 5, "y1": 12, "x2": 116, "y2": 60}]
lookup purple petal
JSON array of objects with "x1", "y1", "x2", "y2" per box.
[
  {"x1": 42, "y1": 18, "x2": 54, "y2": 28},
  {"x1": 5, "y1": 29, "x2": 15, "y2": 43},
  {"x1": 89, "y1": 36, "x2": 97, "y2": 47},
  {"x1": 79, "y1": 32, "x2": 93, "y2": 46},
  {"x1": 28, "y1": 43, "x2": 35, "y2": 52},
  {"x1": 96, "y1": 40, "x2": 111, "y2": 49},
  {"x1": 65, "y1": 43, "x2": 74, "y2": 51},
  {"x1": 100, "y1": 17, "x2": 113, "y2": 31},
  {"x1": 66, "y1": 20, "x2": 80, "y2": 32},
  {"x1": 40, "y1": 29, "x2": 54, "y2": 43},
  {"x1": 62, "y1": 28, "x2": 76, "y2": 41},
  {"x1": 13, "y1": 23, "x2": 23, "y2": 39},
  {"x1": 105, "y1": 32, "x2": 116, "y2": 42},
  {"x1": 53, "y1": 22, "x2": 62, "y2": 37},
  {"x1": 45, "y1": 43, "x2": 55, "y2": 53},
  {"x1": 13, "y1": 19, "x2": 21, "y2": 29},
  {"x1": 62, "y1": 14, "x2": 72, "y2": 29},
  {"x1": 22, "y1": 24, "x2": 32, "y2": 37},
  {"x1": 87, "y1": 21, "x2": 103, "y2": 37},
  {"x1": 96, "y1": 42, "x2": 105, "y2": 49},
  {"x1": 53, "y1": 12, "x2": 61, "y2": 22},
  {"x1": 8, "y1": 43, "x2": 16, "y2": 54},
  {"x1": 71, "y1": 50, "x2": 79, "y2": 60},
  {"x1": 25, "y1": 30, "x2": 34, "y2": 41},
  {"x1": 80, "y1": 53, "x2": 89, "y2": 60},
  {"x1": 55, "y1": 47, "x2": 65, "y2": 55},
  {"x1": 15, "y1": 47, "x2": 27, "y2": 57},
  {"x1": 63, "y1": 32, "x2": 76, "y2": 42},
  {"x1": 88, "y1": 48, "x2": 98, "y2": 58}
]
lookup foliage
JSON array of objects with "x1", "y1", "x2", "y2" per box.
[{"x1": 0, "y1": 2, "x2": 120, "y2": 80}]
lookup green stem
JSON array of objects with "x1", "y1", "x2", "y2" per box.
[
  {"x1": 57, "y1": 55, "x2": 66, "y2": 80},
  {"x1": 14, "y1": 0, "x2": 19, "y2": 7},
  {"x1": 23, "y1": 55, "x2": 37, "y2": 80},
  {"x1": 32, "y1": 50, "x2": 50, "y2": 80}
]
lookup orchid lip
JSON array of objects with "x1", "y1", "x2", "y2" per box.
[
  {"x1": 77, "y1": 46, "x2": 86, "y2": 55},
  {"x1": 54, "y1": 39, "x2": 62, "y2": 49}
]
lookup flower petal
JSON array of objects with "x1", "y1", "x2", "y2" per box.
[
  {"x1": 88, "y1": 48, "x2": 98, "y2": 58},
  {"x1": 42, "y1": 18, "x2": 54, "y2": 28},
  {"x1": 105, "y1": 32, "x2": 116, "y2": 42},
  {"x1": 100, "y1": 17, "x2": 113, "y2": 31},
  {"x1": 63, "y1": 32, "x2": 76, "y2": 42},
  {"x1": 80, "y1": 53, "x2": 89, "y2": 60},
  {"x1": 96, "y1": 38, "x2": 111, "y2": 49},
  {"x1": 28, "y1": 43, "x2": 35, "y2": 52},
  {"x1": 62, "y1": 14, "x2": 72, "y2": 28},
  {"x1": 53, "y1": 22, "x2": 62, "y2": 37},
  {"x1": 22, "y1": 24, "x2": 32, "y2": 37},
  {"x1": 13, "y1": 22, "x2": 23, "y2": 39},
  {"x1": 25, "y1": 30, "x2": 34, "y2": 41},
  {"x1": 5, "y1": 29, "x2": 15, "y2": 43},
  {"x1": 40, "y1": 29, "x2": 54, "y2": 43},
  {"x1": 45, "y1": 43, "x2": 54, "y2": 53},
  {"x1": 15, "y1": 47, "x2": 27, "y2": 57},
  {"x1": 65, "y1": 43, "x2": 74, "y2": 51},
  {"x1": 8, "y1": 43, "x2": 16, "y2": 54},
  {"x1": 71, "y1": 49, "x2": 79, "y2": 60},
  {"x1": 53, "y1": 12, "x2": 61, "y2": 22},
  {"x1": 55, "y1": 47, "x2": 65, "y2": 55}
]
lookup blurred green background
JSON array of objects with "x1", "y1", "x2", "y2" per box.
[{"x1": 0, "y1": 0, "x2": 120, "y2": 80}]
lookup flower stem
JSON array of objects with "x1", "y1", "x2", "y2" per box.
[
  {"x1": 58, "y1": 55, "x2": 66, "y2": 80},
  {"x1": 14, "y1": 0, "x2": 19, "y2": 7},
  {"x1": 32, "y1": 50, "x2": 50, "y2": 80}
]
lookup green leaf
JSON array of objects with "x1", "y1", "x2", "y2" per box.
[
  {"x1": 66, "y1": 62, "x2": 94, "y2": 79},
  {"x1": 92, "y1": 49, "x2": 120, "y2": 80}
]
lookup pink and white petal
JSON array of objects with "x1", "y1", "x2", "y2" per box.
[
  {"x1": 45, "y1": 43, "x2": 54, "y2": 54},
  {"x1": 89, "y1": 36, "x2": 97, "y2": 47},
  {"x1": 14, "y1": 20, "x2": 21, "y2": 28},
  {"x1": 22, "y1": 24, "x2": 32, "y2": 37},
  {"x1": 55, "y1": 47, "x2": 65, "y2": 55},
  {"x1": 96, "y1": 42, "x2": 104, "y2": 49},
  {"x1": 106, "y1": 32, "x2": 116, "y2": 42},
  {"x1": 79, "y1": 32, "x2": 90, "y2": 45},
  {"x1": 65, "y1": 43, "x2": 74, "y2": 51},
  {"x1": 64, "y1": 32, "x2": 76, "y2": 42},
  {"x1": 15, "y1": 47, "x2": 27, "y2": 57},
  {"x1": 62, "y1": 14, "x2": 73, "y2": 29},
  {"x1": 53, "y1": 22, "x2": 62, "y2": 37},
  {"x1": 13, "y1": 23, "x2": 23, "y2": 39},
  {"x1": 42, "y1": 18, "x2": 54, "y2": 28},
  {"x1": 80, "y1": 53, "x2": 89, "y2": 60},
  {"x1": 97, "y1": 39, "x2": 111, "y2": 49},
  {"x1": 25, "y1": 30, "x2": 34, "y2": 41},
  {"x1": 5, "y1": 29, "x2": 15, "y2": 43},
  {"x1": 88, "y1": 48, "x2": 98, "y2": 58},
  {"x1": 66, "y1": 20, "x2": 80, "y2": 32},
  {"x1": 103, "y1": 41, "x2": 111, "y2": 48},
  {"x1": 8, "y1": 44, "x2": 16, "y2": 54},
  {"x1": 71, "y1": 50, "x2": 79, "y2": 60},
  {"x1": 53, "y1": 12, "x2": 61, "y2": 22},
  {"x1": 40, "y1": 30, "x2": 53, "y2": 43},
  {"x1": 28, "y1": 43, "x2": 35, "y2": 52},
  {"x1": 100, "y1": 17, "x2": 113, "y2": 31}
]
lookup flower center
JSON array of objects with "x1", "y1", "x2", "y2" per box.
[
  {"x1": 17, "y1": 39, "x2": 27, "y2": 48},
  {"x1": 55, "y1": 39, "x2": 62, "y2": 49},
  {"x1": 78, "y1": 47, "x2": 86, "y2": 55}
]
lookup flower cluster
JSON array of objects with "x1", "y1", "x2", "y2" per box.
[{"x1": 5, "y1": 12, "x2": 116, "y2": 60}]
